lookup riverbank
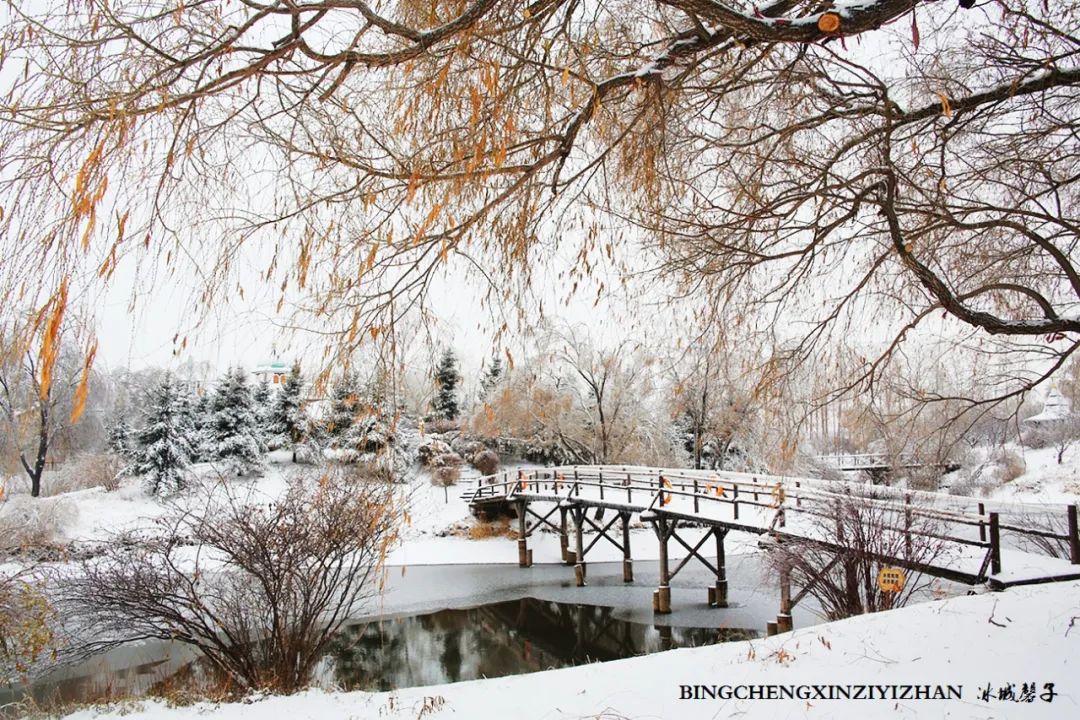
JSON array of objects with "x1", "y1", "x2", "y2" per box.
[{"x1": 52, "y1": 578, "x2": 1079, "y2": 720}]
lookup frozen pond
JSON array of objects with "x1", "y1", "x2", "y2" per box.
[{"x1": 7, "y1": 554, "x2": 824, "y2": 708}]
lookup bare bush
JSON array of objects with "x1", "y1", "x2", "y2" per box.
[
  {"x1": 56, "y1": 453, "x2": 123, "y2": 493},
  {"x1": 431, "y1": 465, "x2": 461, "y2": 504},
  {"x1": 416, "y1": 439, "x2": 452, "y2": 466},
  {"x1": 430, "y1": 452, "x2": 463, "y2": 468},
  {"x1": 57, "y1": 466, "x2": 400, "y2": 694},
  {"x1": 470, "y1": 449, "x2": 499, "y2": 476},
  {"x1": 765, "y1": 492, "x2": 950, "y2": 620},
  {"x1": 427, "y1": 418, "x2": 459, "y2": 435},
  {"x1": 996, "y1": 449, "x2": 1027, "y2": 483},
  {"x1": 0, "y1": 567, "x2": 54, "y2": 683},
  {"x1": 1010, "y1": 507, "x2": 1078, "y2": 560},
  {"x1": 0, "y1": 495, "x2": 76, "y2": 554}
]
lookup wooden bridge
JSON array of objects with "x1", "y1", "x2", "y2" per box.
[
  {"x1": 464, "y1": 465, "x2": 1080, "y2": 633},
  {"x1": 815, "y1": 452, "x2": 961, "y2": 475}
]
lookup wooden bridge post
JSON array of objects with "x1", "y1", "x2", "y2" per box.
[
  {"x1": 903, "y1": 493, "x2": 913, "y2": 560},
  {"x1": 516, "y1": 500, "x2": 532, "y2": 568},
  {"x1": 573, "y1": 506, "x2": 587, "y2": 586},
  {"x1": 657, "y1": 623, "x2": 673, "y2": 651},
  {"x1": 978, "y1": 502, "x2": 986, "y2": 543},
  {"x1": 989, "y1": 512, "x2": 1001, "y2": 575},
  {"x1": 559, "y1": 507, "x2": 570, "y2": 564},
  {"x1": 1068, "y1": 504, "x2": 1080, "y2": 565},
  {"x1": 621, "y1": 512, "x2": 633, "y2": 582},
  {"x1": 710, "y1": 528, "x2": 728, "y2": 608},
  {"x1": 776, "y1": 564, "x2": 793, "y2": 633},
  {"x1": 654, "y1": 516, "x2": 672, "y2": 614}
]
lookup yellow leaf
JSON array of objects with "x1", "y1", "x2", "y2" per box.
[
  {"x1": 69, "y1": 340, "x2": 98, "y2": 424},
  {"x1": 937, "y1": 92, "x2": 952, "y2": 118},
  {"x1": 38, "y1": 280, "x2": 69, "y2": 401}
]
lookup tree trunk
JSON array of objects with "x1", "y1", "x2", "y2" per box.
[
  {"x1": 21, "y1": 403, "x2": 50, "y2": 497},
  {"x1": 693, "y1": 424, "x2": 703, "y2": 470}
]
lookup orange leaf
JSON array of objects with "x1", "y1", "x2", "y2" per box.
[
  {"x1": 937, "y1": 92, "x2": 953, "y2": 118},
  {"x1": 70, "y1": 340, "x2": 98, "y2": 424},
  {"x1": 38, "y1": 280, "x2": 69, "y2": 401}
]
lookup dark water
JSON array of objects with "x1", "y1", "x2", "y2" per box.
[
  {"x1": 7, "y1": 598, "x2": 757, "y2": 709},
  {"x1": 321, "y1": 598, "x2": 757, "y2": 691}
]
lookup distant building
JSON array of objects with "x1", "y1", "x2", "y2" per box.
[
  {"x1": 1024, "y1": 387, "x2": 1073, "y2": 428},
  {"x1": 175, "y1": 357, "x2": 213, "y2": 396},
  {"x1": 252, "y1": 360, "x2": 290, "y2": 385}
]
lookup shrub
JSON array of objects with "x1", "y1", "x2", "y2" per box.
[
  {"x1": 430, "y1": 465, "x2": 461, "y2": 503},
  {"x1": 57, "y1": 466, "x2": 400, "y2": 694},
  {"x1": 416, "y1": 439, "x2": 452, "y2": 466},
  {"x1": 65, "y1": 453, "x2": 123, "y2": 493},
  {"x1": 427, "y1": 418, "x2": 459, "y2": 434},
  {"x1": 470, "y1": 449, "x2": 500, "y2": 476},
  {"x1": 0, "y1": 569, "x2": 54, "y2": 682},
  {"x1": 432, "y1": 465, "x2": 461, "y2": 486},
  {"x1": 997, "y1": 449, "x2": 1027, "y2": 483},
  {"x1": 0, "y1": 495, "x2": 77, "y2": 555},
  {"x1": 765, "y1": 492, "x2": 949, "y2": 620},
  {"x1": 430, "y1": 451, "x2": 463, "y2": 468},
  {"x1": 467, "y1": 517, "x2": 512, "y2": 540}
]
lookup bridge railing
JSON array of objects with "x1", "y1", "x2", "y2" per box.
[{"x1": 466, "y1": 465, "x2": 1080, "y2": 577}]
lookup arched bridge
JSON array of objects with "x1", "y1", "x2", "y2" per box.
[{"x1": 464, "y1": 465, "x2": 1080, "y2": 633}]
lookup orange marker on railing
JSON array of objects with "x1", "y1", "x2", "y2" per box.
[{"x1": 661, "y1": 477, "x2": 673, "y2": 506}]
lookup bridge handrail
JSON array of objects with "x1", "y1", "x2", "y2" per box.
[{"x1": 473, "y1": 468, "x2": 992, "y2": 547}]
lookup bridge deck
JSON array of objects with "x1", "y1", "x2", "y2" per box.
[{"x1": 466, "y1": 466, "x2": 1080, "y2": 589}]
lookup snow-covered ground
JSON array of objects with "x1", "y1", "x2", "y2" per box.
[
  {"x1": 55, "y1": 579, "x2": 1080, "y2": 720},
  {"x1": 5, "y1": 447, "x2": 1078, "y2": 719},
  {"x1": 983, "y1": 445, "x2": 1080, "y2": 505},
  {"x1": 13, "y1": 451, "x2": 758, "y2": 567}
]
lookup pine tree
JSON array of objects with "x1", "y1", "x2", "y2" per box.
[
  {"x1": 268, "y1": 362, "x2": 307, "y2": 461},
  {"x1": 188, "y1": 391, "x2": 212, "y2": 462},
  {"x1": 328, "y1": 370, "x2": 361, "y2": 440},
  {"x1": 252, "y1": 376, "x2": 274, "y2": 441},
  {"x1": 128, "y1": 374, "x2": 195, "y2": 495},
  {"x1": 208, "y1": 367, "x2": 266, "y2": 476},
  {"x1": 432, "y1": 348, "x2": 460, "y2": 420},
  {"x1": 480, "y1": 354, "x2": 503, "y2": 396},
  {"x1": 105, "y1": 415, "x2": 134, "y2": 460}
]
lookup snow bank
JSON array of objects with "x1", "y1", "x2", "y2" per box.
[{"x1": 59, "y1": 580, "x2": 1080, "y2": 720}]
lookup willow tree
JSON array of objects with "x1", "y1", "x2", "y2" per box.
[{"x1": 0, "y1": 1, "x2": 1076, "y2": 417}]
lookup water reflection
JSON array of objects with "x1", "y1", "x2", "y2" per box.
[
  {"x1": 321, "y1": 598, "x2": 758, "y2": 691},
  {"x1": 7, "y1": 598, "x2": 758, "y2": 710}
]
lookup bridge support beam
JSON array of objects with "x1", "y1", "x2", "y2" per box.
[
  {"x1": 516, "y1": 500, "x2": 532, "y2": 568},
  {"x1": 708, "y1": 528, "x2": 728, "y2": 608},
  {"x1": 559, "y1": 507, "x2": 570, "y2": 564},
  {"x1": 621, "y1": 512, "x2": 633, "y2": 583},
  {"x1": 776, "y1": 565, "x2": 793, "y2": 633},
  {"x1": 654, "y1": 516, "x2": 672, "y2": 614},
  {"x1": 571, "y1": 506, "x2": 587, "y2": 586}
]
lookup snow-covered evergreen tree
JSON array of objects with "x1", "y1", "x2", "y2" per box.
[
  {"x1": 128, "y1": 374, "x2": 195, "y2": 495},
  {"x1": 432, "y1": 348, "x2": 460, "y2": 420},
  {"x1": 208, "y1": 367, "x2": 266, "y2": 476},
  {"x1": 188, "y1": 391, "x2": 213, "y2": 462},
  {"x1": 105, "y1": 414, "x2": 134, "y2": 460},
  {"x1": 480, "y1": 354, "x2": 503, "y2": 397},
  {"x1": 328, "y1": 370, "x2": 361, "y2": 440},
  {"x1": 268, "y1": 362, "x2": 307, "y2": 461},
  {"x1": 252, "y1": 376, "x2": 274, "y2": 444}
]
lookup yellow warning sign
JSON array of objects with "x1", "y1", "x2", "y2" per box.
[{"x1": 877, "y1": 567, "x2": 906, "y2": 592}]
